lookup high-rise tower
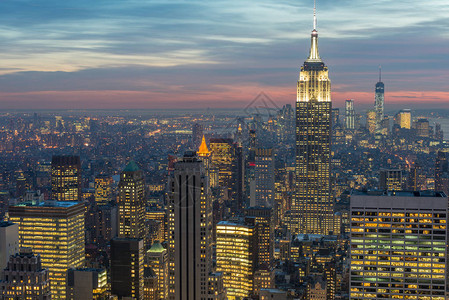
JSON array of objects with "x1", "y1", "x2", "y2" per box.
[
  {"x1": 167, "y1": 151, "x2": 213, "y2": 300},
  {"x1": 51, "y1": 155, "x2": 81, "y2": 202},
  {"x1": 345, "y1": 99, "x2": 355, "y2": 129},
  {"x1": 118, "y1": 161, "x2": 146, "y2": 240},
  {"x1": 292, "y1": 3, "x2": 334, "y2": 235},
  {"x1": 374, "y1": 66, "x2": 385, "y2": 131}
]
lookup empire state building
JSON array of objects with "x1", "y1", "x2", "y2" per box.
[{"x1": 291, "y1": 4, "x2": 334, "y2": 235}]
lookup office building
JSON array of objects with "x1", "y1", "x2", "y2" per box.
[
  {"x1": 216, "y1": 221, "x2": 256, "y2": 299},
  {"x1": 345, "y1": 99, "x2": 355, "y2": 130},
  {"x1": 394, "y1": 109, "x2": 412, "y2": 129},
  {"x1": 0, "y1": 248, "x2": 50, "y2": 300},
  {"x1": 374, "y1": 67, "x2": 384, "y2": 131},
  {"x1": 366, "y1": 110, "x2": 376, "y2": 134},
  {"x1": 0, "y1": 222, "x2": 19, "y2": 271},
  {"x1": 413, "y1": 118, "x2": 430, "y2": 138},
  {"x1": 245, "y1": 207, "x2": 274, "y2": 268},
  {"x1": 118, "y1": 161, "x2": 146, "y2": 240},
  {"x1": 66, "y1": 268, "x2": 108, "y2": 300},
  {"x1": 435, "y1": 151, "x2": 449, "y2": 195},
  {"x1": 209, "y1": 138, "x2": 244, "y2": 208},
  {"x1": 111, "y1": 238, "x2": 144, "y2": 299},
  {"x1": 350, "y1": 191, "x2": 448, "y2": 299},
  {"x1": 146, "y1": 241, "x2": 169, "y2": 300},
  {"x1": 250, "y1": 148, "x2": 275, "y2": 208},
  {"x1": 94, "y1": 174, "x2": 113, "y2": 205},
  {"x1": 51, "y1": 155, "x2": 81, "y2": 201},
  {"x1": 331, "y1": 108, "x2": 339, "y2": 128},
  {"x1": 167, "y1": 151, "x2": 214, "y2": 300},
  {"x1": 379, "y1": 169, "x2": 403, "y2": 191},
  {"x1": 9, "y1": 201, "x2": 85, "y2": 299},
  {"x1": 292, "y1": 5, "x2": 334, "y2": 235}
]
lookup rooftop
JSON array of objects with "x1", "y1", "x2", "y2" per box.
[
  {"x1": 14, "y1": 200, "x2": 80, "y2": 208},
  {"x1": 352, "y1": 190, "x2": 447, "y2": 198},
  {"x1": 123, "y1": 160, "x2": 140, "y2": 172}
]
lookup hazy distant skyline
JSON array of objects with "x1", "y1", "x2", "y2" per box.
[{"x1": 0, "y1": 0, "x2": 448, "y2": 109}]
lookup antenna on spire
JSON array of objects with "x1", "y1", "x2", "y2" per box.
[
  {"x1": 313, "y1": 0, "x2": 317, "y2": 30},
  {"x1": 379, "y1": 65, "x2": 382, "y2": 82}
]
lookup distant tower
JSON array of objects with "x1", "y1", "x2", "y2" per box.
[
  {"x1": 192, "y1": 123, "x2": 203, "y2": 150},
  {"x1": 345, "y1": 99, "x2": 355, "y2": 129},
  {"x1": 167, "y1": 151, "x2": 213, "y2": 300},
  {"x1": 118, "y1": 161, "x2": 146, "y2": 240},
  {"x1": 366, "y1": 109, "x2": 376, "y2": 134},
  {"x1": 197, "y1": 135, "x2": 211, "y2": 179},
  {"x1": 292, "y1": 2, "x2": 334, "y2": 235},
  {"x1": 51, "y1": 155, "x2": 81, "y2": 201},
  {"x1": 94, "y1": 174, "x2": 113, "y2": 205},
  {"x1": 374, "y1": 66, "x2": 385, "y2": 131},
  {"x1": 435, "y1": 151, "x2": 449, "y2": 195}
]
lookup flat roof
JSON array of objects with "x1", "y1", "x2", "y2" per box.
[
  {"x1": 14, "y1": 200, "x2": 80, "y2": 208},
  {"x1": 352, "y1": 190, "x2": 447, "y2": 198}
]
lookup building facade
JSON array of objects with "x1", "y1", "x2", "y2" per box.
[
  {"x1": 167, "y1": 151, "x2": 214, "y2": 300},
  {"x1": 51, "y1": 155, "x2": 81, "y2": 202},
  {"x1": 9, "y1": 201, "x2": 85, "y2": 299},
  {"x1": 111, "y1": 238, "x2": 144, "y2": 299},
  {"x1": 345, "y1": 99, "x2": 355, "y2": 130},
  {"x1": 216, "y1": 221, "x2": 256, "y2": 299},
  {"x1": 118, "y1": 161, "x2": 146, "y2": 240},
  {"x1": 0, "y1": 248, "x2": 50, "y2": 300},
  {"x1": 350, "y1": 191, "x2": 448, "y2": 299}
]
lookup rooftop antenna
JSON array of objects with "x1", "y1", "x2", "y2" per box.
[
  {"x1": 379, "y1": 65, "x2": 382, "y2": 82},
  {"x1": 313, "y1": 0, "x2": 317, "y2": 30}
]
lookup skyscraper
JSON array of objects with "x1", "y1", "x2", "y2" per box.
[
  {"x1": 374, "y1": 66, "x2": 384, "y2": 131},
  {"x1": 435, "y1": 151, "x2": 449, "y2": 195},
  {"x1": 111, "y1": 238, "x2": 144, "y2": 299},
  {"x1": 251, "y1": 148, "x2": 275, "y2": 208},
  {"x1": 146, "y1": 241, "x2": 169, "y2": 300},
  {"x1": 350, "y1": 191, "x2": 448, "y2": 299},
  {"x1": 9, "y1": 201, "x2": 85, "y2": 299},
  {"x1": 167, "y1": 151, "x2": 213, "y2": 300},
  {"x1": 345, "y1": 99, "x2": 355, "y2": 130},
  {"x1": 379, "y1": 169, "x2": 403, "y2": 191},
  {"x1": 216, "y1": 220, "x2": 256, "y2": 299},
  {"x1": 192, "y1": 123, "x2": 204, "y2": 150},
  {"x1": 118, "y1": 161, "x2": 145, "y2": 240},
  {"x1": 94, "y1": 174, "x2": 113, "y2": 205},
  {"x1": 394, "y1": 109, "x2": 412, "y2": 129},
  {"x1": 366, "y1": 109, "x2": 376, "y2": 134},
  {"x1": 292, "y1": 4, "x2": 333, "y2": 235},
  {"x1": 51, "y1": 155, "x2": 81, "y2": 202}
]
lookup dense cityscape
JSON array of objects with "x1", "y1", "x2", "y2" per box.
[{"x1": 1, "y1": 2, "x2": 449, "y2": 300}]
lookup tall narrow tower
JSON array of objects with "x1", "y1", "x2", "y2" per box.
[
  {"x1": 118, "y1": 161, "x2": 146, "y2": 240},
  {"x1": 168, "y1": 151, "x2": 213, "y2": 300},
  {"x1": 374, "y1": 66, "x2": 385, "y2": 131},
  {"x1": 291, "y1": 2, "x2": 334, "y2": 235}
]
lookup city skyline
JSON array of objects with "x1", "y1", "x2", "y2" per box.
[{"x1": 0, "y1": 0, "x2": 448, "y2": 109}]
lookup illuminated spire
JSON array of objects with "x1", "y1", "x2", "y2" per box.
[
  {"x1": 197, "y1": 135, "x2": 210, "y2": 157},
  {"x1": 307, "y1": 0, "x2": 321, "y2": 62}
]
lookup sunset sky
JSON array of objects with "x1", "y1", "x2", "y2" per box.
[{"x1": 0, "y1": 0, "x2": 448, "y2": 110}]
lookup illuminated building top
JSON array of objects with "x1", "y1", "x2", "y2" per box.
[{"x1": 197, "y1": 135, "x2": 210, "y2": 156}]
